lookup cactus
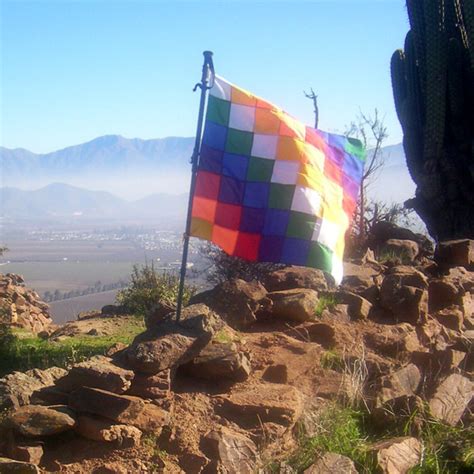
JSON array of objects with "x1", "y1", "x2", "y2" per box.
[{"x1": 391, "y1": 0, "x2": 474, "y2": 240}]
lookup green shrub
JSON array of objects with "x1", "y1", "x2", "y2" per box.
[
  {"x1": 314, "y1": 294, "x2": 338, "y2": 317},
  {"x1": 116, "y1": 263, "x2": 195, "y2": 316}
]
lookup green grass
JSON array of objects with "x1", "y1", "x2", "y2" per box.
[
  {"x1": 0, "y1": 318, "x2": 144, "y2": 376},
  {"x1": 288, "y1": 404, "x2": 376, "y2": 473},
  {"x1": 320, "y1": 350, "x2": 344, "y2": 372},
  {"x1": 314, "y1": 294, "x2": 338, "y2": 318}
]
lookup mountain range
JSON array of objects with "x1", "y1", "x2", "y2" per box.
[
  {"x1": 0, "y1": 183, "x2": 188, "y2": 220},
  {"x1": 0, "y1": 134, "x2": 415, "y2": 205}
]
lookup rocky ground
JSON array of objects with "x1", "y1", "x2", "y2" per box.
[{"x1": 0, "y1": 237, "x2": 473, "y2": 473}]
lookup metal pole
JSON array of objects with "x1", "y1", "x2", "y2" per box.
[{"x1": 176, "y1": 51, "x2": 214, "y2": 321}]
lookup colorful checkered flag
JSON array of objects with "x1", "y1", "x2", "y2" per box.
[{"x1": 189, "y1": 75, "x2": 365, "y2": 284}]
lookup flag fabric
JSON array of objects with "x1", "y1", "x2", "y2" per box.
[{"x1": 190, "y1": 75, "x2": 365, "y2": 283}]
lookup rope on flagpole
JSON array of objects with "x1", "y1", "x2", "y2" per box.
[{"x1": 176, "y1": 51, "x2": 214, "y2": 322}]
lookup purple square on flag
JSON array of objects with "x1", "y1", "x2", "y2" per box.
[
  {"x1": 342, "y1": 153, "x2": 364, "y2": 182},
  {"x1": 218, "y1": 176, "x2": 245, "y2": 205},
  {"x1": 243, "y1": 182, "x2": 270, "y2": 208},
  {"x1": 281, "y1": 238, "x2": 311, "y2": 265},
  {"x1": 199, "y1": 145, "x2": 223, "y2": 174},
  {"x1": 328, "y1": 134, "x2": 346, "y2": 151},
  {"x1": 259, "y1": 235, "x2": 284, "y2": 263},
  {"x1": 202, "y1": 122, "x2": 227, "y2": 151},
  {"x1": 343, "y1": 175, "x2": 360, "y2": 199},
  {"x1": 240, "y1": 207, "x2": 265, "y2": 233},
  {"x1": 222, "y1": 153, "x2": 249, "y2": 181},
  {"x1": 263, "y1": 209, "x2": 290, "y2": 236},
  {"x1": 326, "y1": 145, "x2": 345, "y2": 167}
]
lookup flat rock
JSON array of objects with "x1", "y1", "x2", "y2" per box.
[
  {"x1": 127, "y1": 369, "x2": 171, "y2": 402},
  {"x1": 262, "y1": 364, "x2": 288, "y2": 384},
  {"x1": 10, "y1": 443, "x2": 43, "y2": 466},
  {"x1": 126, "y1": 303, "x2": 221, "y2": 374},
  {"x1": 340, "y1": 274, "x2": 379, "y2": 303},
  {"x1": 429, "y1": 374, "x2": 474, "y2": 425},
  {"x1": 433, "y1": 306, "x2": 464, "y2": 332},
  {"x1": 216, "y1": 383, "x2": 303, "y2": 428},
  {"x1": 376, "y1": 364, "x2": 421, "y2": 407},
  {"x1": 183, "y1": 341, "x2": 251, "y2": 382},
  {"x1": 305, "y1": 323, "x2": 336, "y2": 348},
  {"x1": 200, "y1": 426, "x2": 258, "y2": 474},
  {"x1": 263, "y1": 266, "x2": 332, "y2": 292},
  {"x1": 372, "y1": 437, "x2": 421, "y2": 474},
  {"x1": 69, "y1": 386, "x2": 169, "y2": 433},
  {"x1": 304, "y1": 452, "x2": 358, "y2": 473},
  {"x1": 56, "y1": 356, "x2": 134, "y2": 394},
  {"x1": 75, "y1": 415, "x2": 142, "y2": 447},
  {"x1": 9, "y1": 405, "x2": 76, "y2": 437},
  {"x1": 0, "y1": 457, "x2": 41, "y2": 473},
  {"x1": 267, "y1": 288, "x2": 318, "y2": 322}
]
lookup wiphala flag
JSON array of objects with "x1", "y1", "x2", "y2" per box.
[{"x1": 190, "y1": 75, "x2": 365, "y2": 283}]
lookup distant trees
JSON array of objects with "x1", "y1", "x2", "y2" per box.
[{"x1": 42, "y1": 279, "x2": 128, "y2": 302}]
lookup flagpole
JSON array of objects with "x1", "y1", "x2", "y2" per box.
[{"x1": 176, "y1": 51, "x2": 214, "y2": 321}]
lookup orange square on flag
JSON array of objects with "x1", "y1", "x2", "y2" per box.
[
  {"x1": 277, "y1": 136, "x2": 306, "y2": 161},
  {"x1": 212, "y1": 225, "x2": 239, "y2": 255},
  {"x1": 190, "y1": 217, "x2": 213, "y2": 240},
  {"x1": 192, "y1": 196, "x2": 217, "y2": 222},
  {"x1": 231, "y1": 87, "x2": 257, "y2": 107},
  {"x1": 255, "y1": 108, "x2": 280, "y2": 134}
]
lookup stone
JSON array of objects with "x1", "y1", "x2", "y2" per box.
[
  {"x1": 364, "y1": 325, "x2": 421, "y2": 359},
  {"x1": 435, "y1": 239, "x2": 474, "y2": 269},
  {"x1": 0, "y1": 368, "x2": 67, "y2": 410},
  {"x1": 200, "y1": 427, "x2": 258, "y2": 474},
  {"x1": 69, "y1": 386, "x2": 169, "y2": 433},
  {"x1": 216, "y1": 383, "x2": 303, "y2": 428},
  {"x1": 380, "y1": 274, "x2": 428, "y2": 325},
  {"x1": 267, "y1": 288, "x2": 318, "y2": 322},
  {"x1": 0, "y1": 457, "x2": 40, "y2": 473},
  {"x1": 376, "y1": 364, "x2": 421, "y2": 407},
  {"x1": 10, "y1": 443, "x2": 43, "y2": 465},
  {"x1": 127, "y1": 369, "x2": 171, "y2": 401},
  {"x1": 433, "y1": 306, "x2": 464, "y2": 331},
  {"x1": 144, "y1": 300, "x2": 175, "y2": 330},
  {"x1": 337, "y1": 291, "x2": 372, "y2": 320},
  {"x1": 189, "y1": 279, "x2": 270, "y2": 329},
  {"x1": 381, "y1": 239, "x2": 419, "y2": 262},
  {"x1": 126, "y1": 303, "x2": 221, "y2": 374},
  {"x1": 340, "y1": 274, "x2": 379, "y2": 303},
  {"x1": 262, "y1": 364, "x2": 288, "y2": 384},
  {"x1": 263, "y1": 266, "x2": 332, "y2": 292},
  {"x1": 75, "y1": 415, "x2": 142, "y2": 447},
  {"x1": 428, "y1": 278, "x2": 462, "y2": 312},
  {"x1": 9, "y1": 405, "x2": 76, "y2": 437},
  {"x1": 55, "y1": 356, "x2": 134, "y2": 394},
  {"x1": 305, "y1": 323, "x2": 336, "y2": 349},
  {"x1": 183, "y1": 341, "x2": 251, "y2": 382},
  {"x1": 384, "y1": 266, "x2": 429, "y2": 289},
  {"x1": 304, "y1": 453, "x2": 358, "y2": 473},
  {"x1": 371, "y1": 437, "x2": 421, "y2": 474},
  {"x1": 429, "y1": 374, "x2": 474, "y2": 425}
]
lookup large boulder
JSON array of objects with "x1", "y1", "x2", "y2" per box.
[
  {"x1": 375, "y1": 364, "x2": 421, "y2": 407},
  {"x1": 435, "y1": 239, "x2": 474, "y2": 269},
  {"x1": 267, "y1": 288, "x2": 318, "y2": 322},
  {"x1": 0, "y1": 367, "x2": 67, "y2": 410},
  {"x1": 263, "y1": 266, "x2": 332, "y2": 292},
  {"x1": 429, "y1": 374, "x2": 473, "y2": 425},
  {"x1": 380, "y1": 267, "x2": 428, "y2": 325},
  {"x1": 55, "y1": 356, "x2": 134, "y2": 394},
  {"x1": 189, "y1": 279, "x2": 270, "y2": 329},
  {"x1": 8, "y1": 405, "x2": 76, "y2": 437},
  {"x1": 337, "y1": 291, "x2": 372, "y2": 320},
  {"x1": 182, "y1": 341, "x2": 251, "y2": 382},
  {"x1": 340, "y1": 274, "x2": 379, "y2": 303},
  {"x1": 0, "y1": 457, "x2": 41, "y2": 473},
  {"x1": 380, "y1": 239, "x2": 419, "y2": 263},
  {"x1": 200, "y1": 427, "x2": 258, "y2": 474},
  {"x1": 125, "y1": 303, "x2": 221, "y2": 374},
  {"x1": 127, "y1": 369, "x2": 171, "y2": 403}
]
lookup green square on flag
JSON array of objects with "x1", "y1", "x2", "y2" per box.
[
  {"x1": 269, "y1": 183, "x2": 294, "y2": 209},
  {"x1": 286, "y1": 211, "x2": 316, "y2": 239},
  {"x1": 247, "y1": 157, "x2": 274, "y2": 182},
  {"x1": 207, "y1": 96, "x2": 231, "y2": 126},
  {"x1": 226, "y1": 129, "x2": 253, "y2": 155}
]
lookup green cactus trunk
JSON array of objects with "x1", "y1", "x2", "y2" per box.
[{"x1": 391, "y1": 0, "x2": 474, "y2": 240}]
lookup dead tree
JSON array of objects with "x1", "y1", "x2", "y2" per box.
[{"x1": 304, "y1": 88, "x2": 319, "y2": 129}]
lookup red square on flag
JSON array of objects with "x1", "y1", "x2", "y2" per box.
[
  {"x1": 234, "y1": 232, "x2": 261, "y2": 261},
  {"x1": 194, "y1": 171, "x2": 221, "y2": 200},
  {"x1": 215, "y1": 202, "x2": 242, "y2": 230}
]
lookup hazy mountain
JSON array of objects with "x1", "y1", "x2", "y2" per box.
[
  {"x1": 0, "y1": 135, "x2": 415, "y2": 205},
  {"x1": 0, "y1": 183, "x2": 187, "y2": 219},
  {"x1": 0, "y1": 135, "x2": 194, "y2": 199}
]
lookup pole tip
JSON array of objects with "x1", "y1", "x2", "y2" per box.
[{"x1": 203, "y1": 50, "x2": 214, "y2": 58}]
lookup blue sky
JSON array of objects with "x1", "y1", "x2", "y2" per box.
[{"x1": 1, "y1": 0, "x2": 409, "y2": 153}]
